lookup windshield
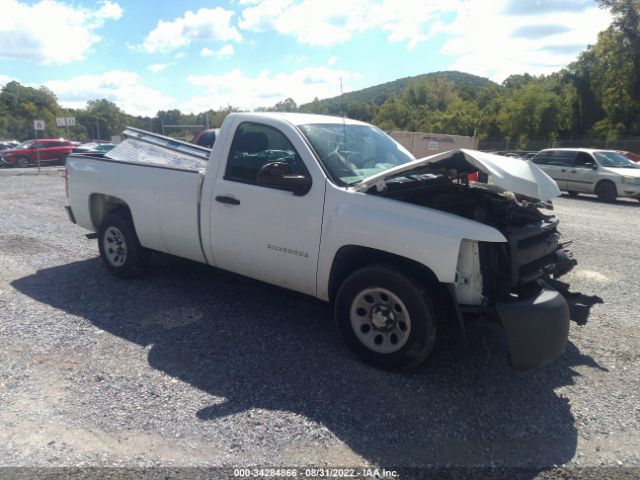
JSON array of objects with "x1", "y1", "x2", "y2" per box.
[
  {"x1": 15, "y1": 140, "x2": 34, "y2": 149},
  {"x1": 299, "y1": 123, "x2": 414, "y2": 185},
  {"x1": 594, "y1": 151, "x2": 640, "y2": 168}
]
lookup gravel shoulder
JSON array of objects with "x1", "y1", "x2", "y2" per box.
[{"x1": 1, "y1": 172, "x2": 639, "y2": 474}]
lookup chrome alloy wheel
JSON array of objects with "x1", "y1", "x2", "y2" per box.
[
  {"x1": 349, "y1": 287, "x2": 411, "y2": 354},
  {"x1": 103, "y1": 226, "x2": 128, "y2": 267}
]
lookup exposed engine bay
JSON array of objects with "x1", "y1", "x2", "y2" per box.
[
  {"x1": 367, "y1": 168, "x2": 577, "y2": 306},
  {"x1": 369, "y1": 170, "x2": 551, "y2": 229}
]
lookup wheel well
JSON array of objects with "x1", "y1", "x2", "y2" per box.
[
  {"x1": 328, "y1": 245, "x2": 446, "y2": 303},
  {"x1": 596, "y1": 179, "x2": 616, "y2": 191},
  {"x1": 89, "y1": 194, "x2": 131, "y2": 230}
]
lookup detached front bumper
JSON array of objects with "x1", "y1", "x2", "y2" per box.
[{"x1": 496, "y1": 286, "x2": 569, "y2": 369}]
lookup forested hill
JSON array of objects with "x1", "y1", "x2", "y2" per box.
[{"x1": 299, "y1": 71, "x2": 496, "y2": 112}]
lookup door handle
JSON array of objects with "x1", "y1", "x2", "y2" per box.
[
  {"x1": 571, "y1": 170, "x2": 577, "y2": 173},
  {"x1": 215, "y1": 195, "x2": 240, "y2": 205},
  {"x1": 561, "y1": 169, "x2": 567, "y2": 172}
]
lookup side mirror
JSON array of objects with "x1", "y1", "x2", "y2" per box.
[
  {"x1": 591, "y1": 163, "x2": 597, "y2": 170},
  {"x1": 257, "y1": 161, "x2": 312, "y2": 196}
]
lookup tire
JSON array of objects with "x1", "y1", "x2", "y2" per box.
[
  {"x1": 596, "y1": 180, "x2": 617, "y2": 202},
  {"x1": 567, "y1": 191, "x2": 579, "y2": 197},
  {"x1": 98, "y1": 211, "x2": 150, "y2": 279},
  {"x1": 334, "y1": 265, "x2": 437, "y2": 370},
  {"x1": 16, "y1": 156, "x2": 29, "y2": 168}
]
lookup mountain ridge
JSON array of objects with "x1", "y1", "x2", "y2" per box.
[{"x1": 299, "y1": 70, "x2": 497, "y2": 112}]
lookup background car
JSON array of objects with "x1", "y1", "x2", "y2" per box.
[
  {"x1": 618, "y1": 150, "x2": 640, "y2": 163},
  {"x1": 531, "y1": 148, "x2": 640, "y2": 202},
  {"x1": 0, "y1": 140, "x2": 18, "y2": 151},
  {"x1": 71, "y1": 142, "x2": 116, "y2": 155},
  {"x1": 0, "y1": 139, "x2": 72, "y2": 167},
  {"x1": 191, "y1": 128, "x2": 219, "y2": 148}
]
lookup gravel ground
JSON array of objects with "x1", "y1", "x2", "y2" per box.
[{"x1": 0, "y1": 168, "x2": 639, "y2": 477}]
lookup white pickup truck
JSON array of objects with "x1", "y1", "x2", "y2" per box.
[{"x1": 64, "y1": 112, "x2": 577, "y2": 370}]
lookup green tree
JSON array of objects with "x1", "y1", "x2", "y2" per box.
[
  {"x1": 373, "y1": 95, "x2": 415, "y2": 131},
  {"x1": 274, "y1": 97, "x2": 297, "y2": 112},
  {"x1": 598, "y1": 0, "x2": 640, "y2": 97}
]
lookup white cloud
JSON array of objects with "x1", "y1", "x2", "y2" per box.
[
  {"x1": 0, "y1": 0, "x2": 122, "y2": 64},
  {"x1": 174, "y1": 52, "x2": 186, "y2": 59},
  {"x1": 0, "y1": 74, "x2": 15, "y2": 86},
  {"x1": 239, "y1": 0, "x2": 459, "y2": 48},
  {"x1": 238, "y1": 0, "x2": 610, "y2": 76},
  {"x1": 327, "y1": 56, "x2": 337, "y2": 65},
  {"x1": 45, "y1": 71, "x2": 174, "y2": 117},
  {"x1": 183, "y1": 66, "x2": 361, "y2": 112},
  {"x1": 217, "y1": 44, "x2": 235, "y2": 56},
  {"x1": 139, "y1": 7, "x2": 242, "y2": 53},
  {"x1": 200, "y1": 45, "x2": 235, "y2": 57},
  {"x1": 440, "y1": 0, "x2": 612, "y2": 81},
  {"x1": 148, "y1": 63, "x2": 170, "y2": 73}
]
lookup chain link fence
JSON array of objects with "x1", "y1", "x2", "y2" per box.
[{"x1": 478, "y1": 136, "x2": 640, "y2": 155}]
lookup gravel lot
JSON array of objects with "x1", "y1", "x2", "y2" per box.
[{"x1": 0, "y1": 167, "x2": 639, "y2": 476}]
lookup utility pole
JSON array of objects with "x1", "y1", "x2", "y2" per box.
[{"x1": 35, "y1": 126, "x2": 40, "y2": 174}]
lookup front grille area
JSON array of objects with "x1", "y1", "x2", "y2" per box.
[{"x1": 505, "y1": 220, "x2": 569, "y2": 288}]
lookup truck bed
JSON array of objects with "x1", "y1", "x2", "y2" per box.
[{"x1": 66, "y1": 127, "x2": 210, "y2": 264}]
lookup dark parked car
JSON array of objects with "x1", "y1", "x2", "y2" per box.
[
  {"x1": 0, "y1": 139, "x2": 72, "y2": 167},
  {"x1": 191, "y1": 128, "x2": 219, "y2": 148}
]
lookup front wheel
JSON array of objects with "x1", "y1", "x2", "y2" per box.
[
  {"x1": 16, "y1": 156, "x2": 29, "y2": 168},
  {"x1": 98, "y1": 212, "x2": 150, "y2": 278},
  {"x1": 596, "y1": 181, "x2": 617, "y2": 202},
  {"x1": 334, "y1": 265, "x2": 437, "y2": 370}
]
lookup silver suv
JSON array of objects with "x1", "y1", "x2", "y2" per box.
[{"x1": 531, "y1": 148, "x2": 640, "y2": 202}]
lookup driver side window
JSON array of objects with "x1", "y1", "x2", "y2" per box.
[
  {"x1": 574, "y1": 152, "x2": 595, "y2": 168},
  {"x1": 225, "y1": 122, "x2": 308, "y2": 184}
]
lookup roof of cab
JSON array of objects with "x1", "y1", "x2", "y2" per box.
[{"x1": 228, "y1": 111, "x2": 370, "y2": 127}]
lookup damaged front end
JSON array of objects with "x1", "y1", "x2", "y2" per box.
[{"x1": 362, "y1": 150, "x2": 578, "y2": 368}]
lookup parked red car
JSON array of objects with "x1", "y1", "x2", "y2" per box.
[
  {"x1": 619, "y1": 150, "x2": 640, "y2": 163},
  {"x1": 0, "y1": 139, "x2": 72, "y2": 167}
]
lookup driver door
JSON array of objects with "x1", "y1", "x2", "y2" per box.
[
  {"x1": 209, "y1": 121, "x2": 325, "y2": 296},
  {"x1": 566, "y1": 152, "x2": 598, "y2": 193}
]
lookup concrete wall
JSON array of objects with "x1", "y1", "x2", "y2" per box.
[{"x1": 390, "y1": 131, "x2": 476, "y2": 158}]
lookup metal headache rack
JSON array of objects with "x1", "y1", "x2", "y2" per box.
[{"x1": 104, "y1": 127, "x2": 210, "y2": 172}]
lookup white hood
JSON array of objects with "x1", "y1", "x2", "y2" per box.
[{"x1": 355, "y1": 149, "x2": 561, "y2": 202}]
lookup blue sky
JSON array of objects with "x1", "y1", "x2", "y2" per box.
[{"x1": 0, "y1": 0, "x2": 612, "y2": 116}]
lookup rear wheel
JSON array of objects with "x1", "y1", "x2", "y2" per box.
[
  {"x1": 334, "y1": 265, "x2": 437, "y2": 370},
  {"x1": 596, "y1": 180, "x2": 617, "y2": 202},
  {"x1": 98, "y1": 212, "x2": 150, "y2": 278},
  {"x1": 16, "y1": 156, "x2": 29, "y2": 168}
]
